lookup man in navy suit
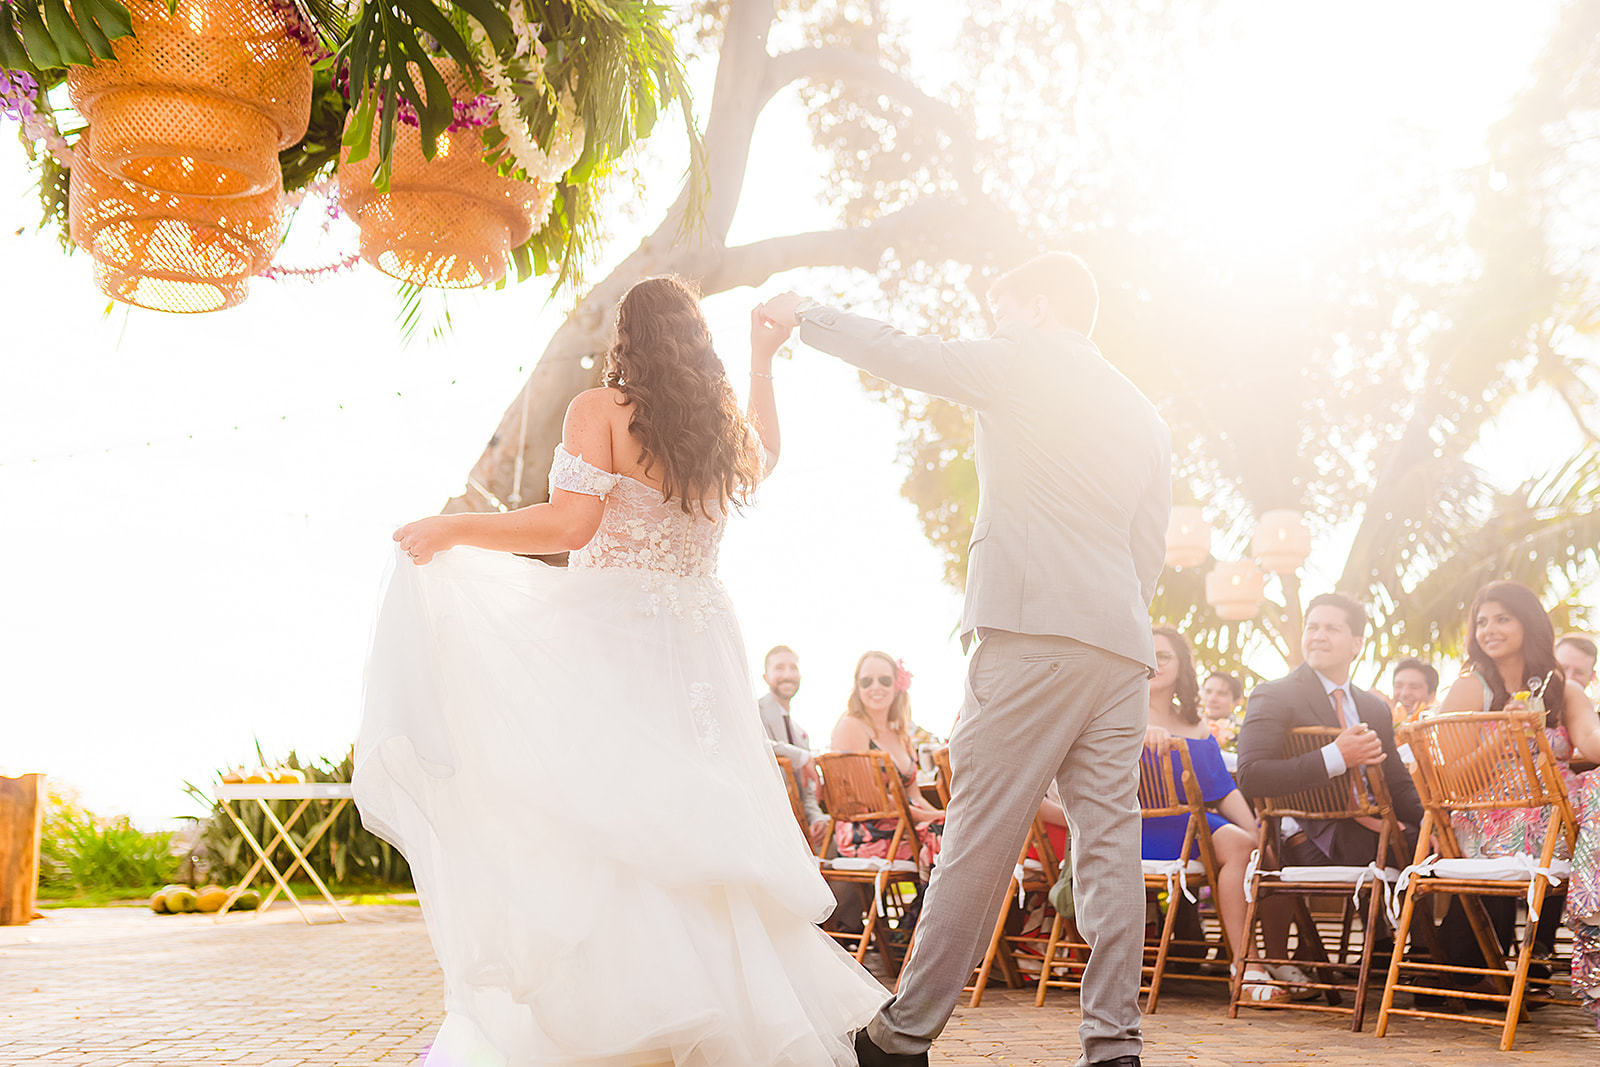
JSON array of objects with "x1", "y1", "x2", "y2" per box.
[{"x1": 1236, "y1": 592, "x2": 1423, "y2": 865}]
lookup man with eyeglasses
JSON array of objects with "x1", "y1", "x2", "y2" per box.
[{"x1": 763, "y1": 252, "x2": 1169, "y2": 1067}]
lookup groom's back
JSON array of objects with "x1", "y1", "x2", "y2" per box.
[{"x1": 963, "y1": 325, "x2": 1169, "y2": 668}]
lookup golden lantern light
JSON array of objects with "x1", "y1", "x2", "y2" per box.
[
  {"x1": 1205, "y1": 560, "x2": 1266, "y2": 622},
  {"x1": 1164, "y1": 505, "x2": 1212, "y2": 569},
  {"x1": 69, "y1": 0, "x2": 313, "y2": 199},
  {"x1": 339, "y1": 62, "x2": 550, "y2": 289},
  {"x1": 69, "y1": 131, "x2": 283, "y2": 312},
  {"x1": 1251, "y1": 510, "x2": 1312, "y2": 574}
]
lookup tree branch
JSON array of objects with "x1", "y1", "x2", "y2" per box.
[
  {"x1": 758, "y1": 46, "x2": 977, "y2": 175},
  {"x1": 703, "y1": 196, "x2": 976, "y2": 293}
]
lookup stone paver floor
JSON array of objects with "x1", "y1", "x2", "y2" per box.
[{"x1": 3, "y1": 904, "x2": 1597, "y2": 1066}]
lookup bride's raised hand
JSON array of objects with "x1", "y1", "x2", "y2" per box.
[
  {"x1": 394, "y1": 515, "x2": 459, "y2": 566},
  {"x1": 751, "y1": 304, "x2": 793, "y2": 362}
]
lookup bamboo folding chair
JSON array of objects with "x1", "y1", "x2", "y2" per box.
[
  {"x1": 774, "y1": 755, "x2": 812, "y2": 846},
  {"x1": 967, "y1": 814, "x2": 1063, "y2": 1005},
  {"x1": 1377, "y1": 709, "x2": 1579, "y2": 1050},
  {"x1": 1036, "y1": 739, "x2": 1232, "y2": 1013},
  {"x1": 814, "y1": 751, "x2": 924, "y2": 973},
  {"x1": 1227, "y1": 727, "x2": 1409, "y2": 1031},
  {"x1": 919, "y1": 744, "x2": 1060, "y2": 1005}
]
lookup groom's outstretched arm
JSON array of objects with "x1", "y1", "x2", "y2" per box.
[{"x1": 797, "y1": 306, "x2": 1005, "y2": 410}]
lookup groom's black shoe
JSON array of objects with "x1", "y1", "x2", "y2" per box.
[
  {"x1": 1091, "y1": 1058, "x2": 1142, "y2": 1067},
  {"x1": 854, "y1": 1029, "x2": 928, "y2": 1067}
]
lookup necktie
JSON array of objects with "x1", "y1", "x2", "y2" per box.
[
  {"x1": 781, "y1": 713, "x2": 796, "y2": 746},
  {"x1": 1331, "y1": 687, "x2": 1355, "y2": 727},
  {"x1": 1333, "y1": 688, "x2": 1382, "y2": 829}
]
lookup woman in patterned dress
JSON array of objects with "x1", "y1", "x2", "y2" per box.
[{"x1": 1436, "y1": 579, "x2": 1600, "y2": 1025}]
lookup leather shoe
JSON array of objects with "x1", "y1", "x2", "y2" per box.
[
  {"x1": 854, "y1": 1029, "x2": 928, "y2": 1067},
  {"x1": 1091, "y1": 1058, "x2": 1142, "y2": 1066}
]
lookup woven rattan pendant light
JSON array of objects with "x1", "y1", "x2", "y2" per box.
[
  {"x1": 339, "y1": 61, "x2": 549, "y2": 289},
  {"x1": 69, "y1": 0, "x2": 312, "y2": 199}
]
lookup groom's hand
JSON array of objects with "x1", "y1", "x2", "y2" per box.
[{"x1": 759, "y1": 291, "x2": 805, "y2": 328}]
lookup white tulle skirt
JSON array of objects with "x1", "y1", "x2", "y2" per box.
[{"x1": 354, "y1": 546, "x2": 886, "y2": 1067}]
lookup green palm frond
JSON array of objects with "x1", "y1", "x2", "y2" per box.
[
  {"x1": 1371, "y1": 450, "x2": 1600, "y2": 663},
  {"x1": 395, "y1": 282, "x2": 454, "y2": 346}
]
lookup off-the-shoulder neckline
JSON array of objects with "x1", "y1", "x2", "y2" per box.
[{"x1": 558, "y1": 446, "x2": 659, "y2": 492}]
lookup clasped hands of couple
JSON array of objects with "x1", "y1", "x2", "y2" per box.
[{"x1": 750, "y1": 290, "x2": 812, "y2": 369}]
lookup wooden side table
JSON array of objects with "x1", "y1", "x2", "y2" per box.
[{"x1": 212, "y1": 782, "x2": 354, "y2": 924}]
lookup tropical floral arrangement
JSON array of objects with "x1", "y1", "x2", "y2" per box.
[
  {"x1": 0, "y1": 0, "x2": 701, "y2": 299},
  {"x1": 1207, "y1": 705, "x2": 1244, "y2": 752}
]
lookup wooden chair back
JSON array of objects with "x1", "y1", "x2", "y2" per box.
[
  {"x1": 774, "y1": 755, "x2": 808, "y2": 836},
  {"x1": 932, "y1": 745, "x2": 953, "y2": 807},
  {"x1": 1253, "y1": 726, "x2": 1389, "y2": 823},
  {"x1": 1138, "y1": 740, "x2": 1198, "y2": 820},
  {"x1": 815, "y1": 751, "x2": 917, "y2": 831},
  {"x1": 1398, "y1": 709, "x2": 1576, "y2": 852}
]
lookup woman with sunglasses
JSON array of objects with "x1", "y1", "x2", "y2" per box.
[{"x1": 830, "y1": 651, "x2": 946, "y2": 870}]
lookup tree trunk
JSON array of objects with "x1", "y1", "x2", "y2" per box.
[
  {"x1": 0, "y1": 774, "x2": 45, "y2": 925},
  {"x1": 441, "y1": 0, "x2": 988, "y2": 523}
]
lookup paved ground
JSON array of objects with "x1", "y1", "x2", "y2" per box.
[{"x1": 3, "y1": 904, "x2": 1597, "y2": 1066}]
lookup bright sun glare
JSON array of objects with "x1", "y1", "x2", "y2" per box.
[{"x1": 1153, "y1": 2, "x2": 1554, "y2": 260}]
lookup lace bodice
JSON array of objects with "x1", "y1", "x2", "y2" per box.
[{"x1": 549, "y1": 446, "x2": 727, "y2": 577}]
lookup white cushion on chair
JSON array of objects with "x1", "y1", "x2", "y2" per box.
[
  {"x1": 822, "y1": 857, "x2": 918, "y2": 873},
  {"x1": 1141, "y1": 859, "x2": 1205, "y2": 877},
  {"x1": 1428, "y1": 857, "x2": 1572, "y2": 882},
  {"x1": 1278, "y1": 865, "x2": 1399, "y2": 883}
]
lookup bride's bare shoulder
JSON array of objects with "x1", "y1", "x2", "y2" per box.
[{"x1": 570, "y1": 386, "x2": 631, "y2": 414}]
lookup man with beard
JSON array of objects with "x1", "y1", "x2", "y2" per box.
[{"x1": 758, "y1": 645, "x2": 829, "y2": 848}]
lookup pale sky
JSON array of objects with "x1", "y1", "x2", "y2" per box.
[{"x1": 1, "y1": 0, "x2": 1585, "y2": 828}]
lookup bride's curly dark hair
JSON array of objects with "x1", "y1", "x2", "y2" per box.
[{"x1": 603, "y1": 276, "x2": 762, "y2": 516}]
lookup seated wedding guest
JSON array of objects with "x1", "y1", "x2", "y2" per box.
[
  {"x1": 830, "y1": 651, "x2": 945, "y2": 870},
  {"x1": 1389, "y1": 657, "x2": 1439, "y2": 724},
  {"x1": 1201, "y1": 670, "x2": 1245, "y2": 770},
  {"x1": 758, "y1": 644, "x2": 830, "y2": 848},
  {"x1": 1237, "y1": 593, "x2": 1424, "y2": 869},
  {"x1": 1557, "y1": 632, "x2": 1599, "y2": 691},
  {"x1": 1144, "y1": 628, "x2": 1301, "y2": 1000},
  {"x1": 1433, "y1": 581, "x2": 1600, "y2": 1025},
  {"x1": 1202, "y1": 671, "x2": 1243, "y2": 722}
]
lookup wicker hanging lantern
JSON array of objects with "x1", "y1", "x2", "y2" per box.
[
  {"x1": 68, "y1": 0, "x2": 312, "y2": 199},
  {"x1": 1251, "y1": 510, "x2": 1312, "y2": 574},
  {"x1": 339, "y1": 62, "x2": 550, "y2": 289},
  {"x1": 1205, "y1": 560, "x2": 1267, "y2": 622},
  {"x1": 70, "y1": 131, "x2": 283, "y2": 313},
  {"x1": 1164, "y1": 505, "x2": 1212, "y2": 569}
]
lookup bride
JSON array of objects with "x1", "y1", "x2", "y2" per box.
[{"x1": 354, "y1": 276, "x2": 888, "y2": 1067}]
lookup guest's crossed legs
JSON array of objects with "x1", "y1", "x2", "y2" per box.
[{"x1": 866, "y1": 631, "x2": 1149, "y2": 1066}]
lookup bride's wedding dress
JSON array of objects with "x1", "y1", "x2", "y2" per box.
[{"x1": 354, "y1": 446, "x2": 886, "y2": 1067}]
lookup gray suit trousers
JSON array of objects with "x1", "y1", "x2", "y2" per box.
[{"x1": 866, "y1": 631, "x2": 1148, "y2": 1066}]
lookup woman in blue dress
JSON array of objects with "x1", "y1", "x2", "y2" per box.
[{"x1": 1142, "y1": 627, "x2": 1303, "y2": 1001}]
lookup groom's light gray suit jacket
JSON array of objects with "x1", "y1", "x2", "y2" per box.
[{"x1": 799, "y1": 308, "x2": 1170, "y2": 670}]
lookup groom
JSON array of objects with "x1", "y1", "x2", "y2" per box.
[{"x1": 763, "y1": 253, "x2": 1169, "y2": 1067}]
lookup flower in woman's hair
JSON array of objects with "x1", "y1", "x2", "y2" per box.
[{"x1": 895, "y1": 659, "x2": 914, "y2": 693}]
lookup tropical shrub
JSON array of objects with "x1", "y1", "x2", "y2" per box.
[{"x1": 39, "y1": 785, "x2": 178, "y2": 890}]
